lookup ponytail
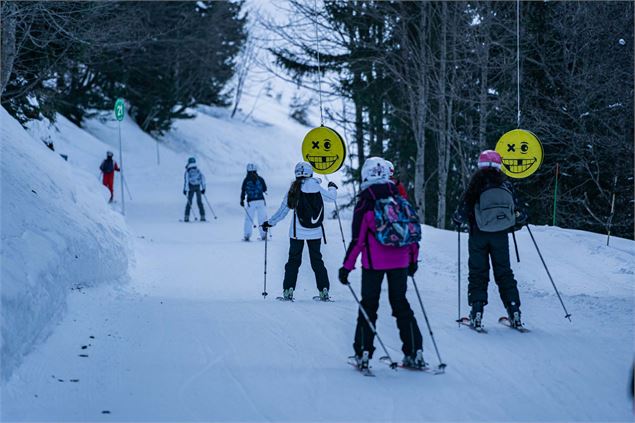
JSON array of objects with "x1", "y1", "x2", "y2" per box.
[{"x1": 287, "y1": 178, "x2": 304, "y2": 209}]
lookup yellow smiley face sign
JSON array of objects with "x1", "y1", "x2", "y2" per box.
[
  {"x1": 495, "y1": 129, "x2": 544, "y2": 179},
  {"x1": 301, "y1": 126, "x2": 346, "y2": 174}
]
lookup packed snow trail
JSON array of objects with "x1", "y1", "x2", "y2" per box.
[{"x1": 2, "y1": 105, "x2": 634, "y2": 422}]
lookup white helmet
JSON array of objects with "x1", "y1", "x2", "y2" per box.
[
  {"x1": 361, "y1": 157, "x2": 389, "y2": 185},
  {"x1": 384, "y1": 159, "x2": 395, "y2": 177},
  {"x1": 294, "y1": 161, "x2": 313, "y2": 178},
  {"x1": 246, "y1": 163, "x2": 257, "y2": 172}
]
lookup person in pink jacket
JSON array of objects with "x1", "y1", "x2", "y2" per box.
[{"x1": 339, "y1": 157, "x2": 425, "y2": 370}]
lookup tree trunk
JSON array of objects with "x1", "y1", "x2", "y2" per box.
[
  {"x1": 1, "y1": 2, "x2": 17, "y2": 97},
  {"x1": 436, "y1": 2, "x2": 449, "y2": 229}
]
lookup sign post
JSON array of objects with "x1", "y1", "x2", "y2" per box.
[{"x1": 114, "y1": 98, "x2": 125, "y2": 215}]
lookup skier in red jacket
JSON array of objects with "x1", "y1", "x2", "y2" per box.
[
  {"x1": 384, "y1": 160, "x2": 408, "y2": 199},
  {"x1": 100, "y1": 151, "x2": 120, "y2": 203}
]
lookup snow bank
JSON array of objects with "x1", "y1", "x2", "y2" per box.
[{"x1": 0, "y1": 108, "x2": 131, "y2": 381}]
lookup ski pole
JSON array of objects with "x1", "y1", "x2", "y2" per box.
[
  {"x1": 123, "y1": 174, "x2": 133, "y2": 201},
  {"x1": 345, "y1": 283, "x2": 397, "y2": 369},
  {"x1": 243, "y1": 206, "x2": 257, "y2": 228},
  {"x1": 262, "y1": 225, "x2": 268, "y2": 298},
  {"x1": 526, "y1": 225, "x2": 572, "y2": 321},
  {"x1": 456, "y1": 229, "x2": 461, "y2": 326},
  {"x1": 606, "y1": 176, "x2": 617, "y2": 246},
  {"x1": 410, "y1": 276, "x2": 446, "y2": 371},
  {"x1": 333, "y1": 199, "x2": 347, "y2": 254},
  {"x1": 202, "y1": 193, "x2": 218, "y2": 219},
  {"x1": 511, "y1": 230, "x2": 520, "y2": 263}
]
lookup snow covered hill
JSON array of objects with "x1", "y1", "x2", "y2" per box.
[
  {"x1": 0, "y1": 108, "x2": 130, "y2": 382},
  {"x1": 1, "y1": 98, "x2": 634, "y2": 422}
]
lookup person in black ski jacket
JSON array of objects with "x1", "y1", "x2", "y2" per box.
[
  {"x1": 452, "y1": 150, "x2": 527, "y2": 329},
  {"x1": 240, "y1": 163, "x2": 268, "y2": 241}
]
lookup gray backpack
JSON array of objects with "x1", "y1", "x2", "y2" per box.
[{"x1": 474, "y1": 187, "x2": 516, "y2": 232}]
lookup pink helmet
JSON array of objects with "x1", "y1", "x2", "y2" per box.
[{"x1": 478, "y1": 150, "x2": 502, "y2": 170}]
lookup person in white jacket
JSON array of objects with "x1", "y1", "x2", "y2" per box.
[{"x1": 262, "y1": 161, "x2": 338, "y2": 301}]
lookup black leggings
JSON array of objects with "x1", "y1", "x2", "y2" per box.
[
  {"x1": 282, "y1": 238, "x2": 330, "y2": 291},
  {"x1": 353, "y1": 268, "x2": 422, "y2": 358}
]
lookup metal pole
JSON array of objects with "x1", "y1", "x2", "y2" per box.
[
  {"x1": 410, "y1": 276, "x2": 446, "y2": 370},
  {"x1": 334, "y1": 199, "x2": 347, "y2": 253},
  {"x1": 118, "y1": 121, "x2": 125, "y2": 215},
  {"x1": 511, "y1": 231, "x2": 520, "y2": 263},
  {"x1": 526, "y1": 225, "x2": 572, "y2": 321},
  {"x1": 202, "y1": 194, "x2": 218, "y2": 219},
  {"x1": 262, "y1": 228, "x2": 268, "y2": 298},
  {"x1": 123, "y1": 174, "x2": 133, "y2": 201},
  {"x1": 606, "y1": 176, "x2": 617, "y2": 246},
  {"x1": 552, "y1": 163, "x2": 559, "y2": 226},
  {"x1": 243, "y1": 206, "x2": 257, "y2": 228},
  {"x1": 456, "y1": 230, "x2": 461, "y2": 325}
]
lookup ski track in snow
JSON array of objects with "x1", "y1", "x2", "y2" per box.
[{"x1": 2, "y1": 100, "x2": 634, "y2": 422}]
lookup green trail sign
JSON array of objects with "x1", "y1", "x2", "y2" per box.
[{"x1": 114, "y1": 98, "x2": 125, "y2": 121}]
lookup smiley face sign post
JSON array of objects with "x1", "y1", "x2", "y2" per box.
[
  {"x1": 301, "y1": 126, "x2": 347, "y2": 175},
  {"x1": 495, "y1": 129, "x2": 544, "y2": 179}
]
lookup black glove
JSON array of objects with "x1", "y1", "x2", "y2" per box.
[
  {"x1": 514, "y1": 210, "x2": 528, "y2": 229},
  {"x1": 261, "y1": 221, "x2": 272, "y2": 232},
  {"x1": 338, "y1": 267, "x2": 350, "y2": 285},
  {"x1": 408, "y1": 262, "x2": 418, "y2": 277},
  {"x1": 451, "y1": 211, "x2": 465, "y2": 228},
  {"x1": 201, "y1": 189, "x2": 206, "y2": 195},
  {"x1": 240, "y1": 200, "x2": 244, "y2": 207},
  {"x1": 328, "y1": 181, "x2": 338, "y2": 189},
  {"x1": 183, "y1": 190, "x2": 187, "y2": 196}
]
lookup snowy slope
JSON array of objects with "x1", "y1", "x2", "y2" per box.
[
  {"x1": 0, "y1": 108, "x2": 130, "y2": 382},
  {"x1": 1, "y1": 97, "x2": 634, "y2": 422}
]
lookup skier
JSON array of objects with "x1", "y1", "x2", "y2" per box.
[
  {"x1": 99, "y1": 151, "x2": 120, "y2": 203},
  {"x1": 384, "y1": 160, "x2": 408, "y2": 199},
  {"x1": 240, "y1": 163, "x2": 268, "y2": 241},
  {"x1": 452, "y1": 150, "x2": 527, "y2": 329},
  {"x1": 261, "y1": 161, "x2": 337, "y2": 301},
  {"x1": 183, "y1": 157, "x2": 206, "y2": 222},
  {"x1": 338, "y1": 157, "x2": 424, "y2": 370}
]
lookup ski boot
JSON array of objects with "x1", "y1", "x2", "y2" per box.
[
  {"x1": 318, "y1": 287, "x2": 330, "y2": 301},
  {"x1": 283, "y1": 287, "x2": 294, "y2": 300},
  {"x1": 506, "y1": 301, "x2": 523, "y2": 328},
  {"x1": 184, "y1": 216, "x2": 190, "y2": 222},
  {"x1": 402, "y1": 349, "x2": 426, "y2": 369},
  {"x1": 200, "y1": 216, "x2": 206, "y2": 222},
  {"x1": 354, "y1": 351, "x2": 371, "y2": 371},
  {"x1": 470, "y1": 301, "x2": 485, "y2": 329}
]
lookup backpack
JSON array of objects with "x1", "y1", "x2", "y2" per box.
[
  {"x1": 474, "y1": 186, "x2": 516, "y2": 232},
  {"x1": 187, "y1": 167, "x2": 203, "y2": 186},
  {"x1": 373, "y1": 196, "x2": 421, "y2": 247},
  {"x1": 100, "y1": 159, "x2": 114, "y2": 174},
  {"x1": 294, "y1": 192, "x2": 324, "y2": 229},
  {"x1": 245, "y1": 178, "x2": 264, "y2": 201}
]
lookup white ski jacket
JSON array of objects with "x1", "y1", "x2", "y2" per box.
[{"x1": 268, "y1": 178, "x2": 337, "y2": 240}]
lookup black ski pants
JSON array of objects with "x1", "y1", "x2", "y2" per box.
[
  {"x1": 185, "y1": 184, "x2": 205, "y2": 219},
  {"x1": 282, "y1": 238, "x2": 330, "y2": 291},
  {"x1": 467, "y1": 229, "x2": 521, "y2": 308},
  {"x1": 353, "y1": 268, "x2": 423, "y2": 358}
]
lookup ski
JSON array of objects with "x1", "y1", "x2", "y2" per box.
[
  {"x1": 379, "y1": 356, "x2": 444, "y2": 375},
  {"x1": 312, "y1": 296, "x2": 334, "y2": 302},
  {"x1": 457, "y1": 317, "x2": 488, "y2": 333},
  {"x1": 347, "y1": 356, "x2": 374, "y2": 377},
  {"x1": 275, "y1": 296, "x2": 294, "y2": 302},
  {"x1": 498, "y1": 316, "x2": 530, "y2": 333}
]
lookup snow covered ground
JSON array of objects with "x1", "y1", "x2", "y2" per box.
[{"x1": 1, "y1": 96, "x2": 634, "y2": 422}]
